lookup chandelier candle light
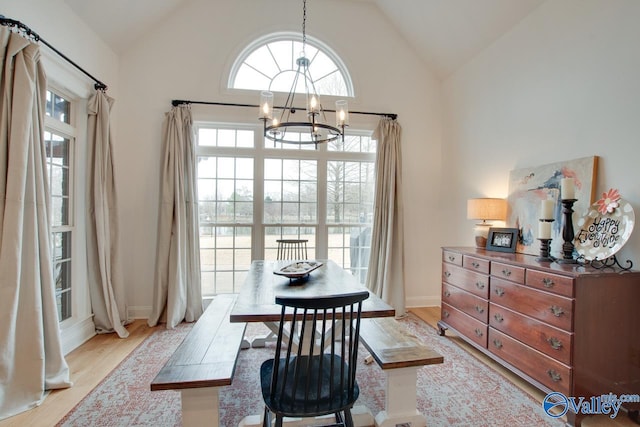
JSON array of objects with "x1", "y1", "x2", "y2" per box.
[{"x1": 258, "y1": 0, "x2": 348, "y2": 149}]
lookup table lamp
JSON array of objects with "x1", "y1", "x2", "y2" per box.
[{"x1": 467, "y1": 198, "x2": 508, "y2": 248}]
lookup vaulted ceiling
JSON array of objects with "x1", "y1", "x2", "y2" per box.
[{"x1": 64, "y1": 0, "x2": 545, "y2": 79}]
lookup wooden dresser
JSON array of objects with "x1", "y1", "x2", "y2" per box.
[{"x1": 438, "y1": 247, "x2": 640, "y2": 426}]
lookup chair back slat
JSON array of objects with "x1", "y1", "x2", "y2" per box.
[{"x1": 276, "y1": 239, "x2": 308, "y2": 260}]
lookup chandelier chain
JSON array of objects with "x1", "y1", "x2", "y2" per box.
[{"x1": 302, "y1": 0, "x2": 307, "y2": 54}]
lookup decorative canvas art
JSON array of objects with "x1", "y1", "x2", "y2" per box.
[{"x1": 507, "y1": 156, "x2": 598, "y2": 256}]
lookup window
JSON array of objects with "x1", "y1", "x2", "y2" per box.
[
  {"x1": 197, "y1": 33, "x2": 372, "y2": 296},
  {"x1": 195, "y1": 123, "x2": 375, "y2": 297},
  {"x1": 230, "y1": 33, "x2": 354, "y2": 97},
  {"x1": 45, "y1": 89, "x2": 75, "y2": 322}
]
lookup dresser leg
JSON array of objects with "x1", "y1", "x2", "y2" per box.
[
  {"x1": 436, "y1": 320, "x2": 447, "y2": 336},
  {"x1": 565, "y1": 410, "x2": 584, "y2": 427}
]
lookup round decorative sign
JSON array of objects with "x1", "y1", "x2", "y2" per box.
[{"x1": 574, "y1": 196, "x2": 634, "y2": 261}]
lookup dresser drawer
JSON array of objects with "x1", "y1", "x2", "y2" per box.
[
  {"x1": 463, "y1": 255, "x2": 490, "y2": 274},
  {"x1": 442, "y1": 264, "x2": 489, "y2": 299},
  {"x1": 443, "y1": 250, "x2": 463, "y2": 266},
  {"x1": 491, "y1": 278, "x2": 573, "y2": 331},
  {"x1": 526, "y1": 269, "x2": 574, "y2": 298},
  {"x1": 489, "y1": 328, "x2": 571, "y2": 395},
  {"x1": 489, "y1": 303, "x2": 573, "y2": 365},
  {"x1": 442, "y1": 283, "x2": 488, "y2": 323},
  {"x1": 491, "y1": 262, "x2": 525, "y2": 284},
  {"x1": 442, "y1": 303, "x2": 487, "y2": 348}
]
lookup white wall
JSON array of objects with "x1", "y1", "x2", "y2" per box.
[
  {"x1": 442, "y1": 0, "x2": 640, "y2": 265},
  {"x1": 115, "y1": 0, "x2": 443, "y2": 316}
]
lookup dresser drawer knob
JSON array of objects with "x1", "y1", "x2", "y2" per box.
[
  {"x1": 492, "y1": 339, "x2": 503, "y2": 349},
  {"x1": 443, "y1": 310, "x2": 450, "y2": 318},
  {"x1": 550, "y1": 305, "x2": 565, "y2": 317},
  {"x1": 494, "y1": 287, "x2": 505, "y2": 297},
  {"x1": 475, "y1": 305, "x2": 485, "y2": 314},
  {"x1": 547, "y1": 369, "x2": 562, "y2": 382},
  {"x1": 501, "y1": 269, "x2": 512, "y2": 277},
  {"x1": 475, "y1": 281, "x2": 485, "y2": 290},
  {"x1": 494, "y1": 313, "x2": 504, "y2": 322},
  {"x1": 474, "y1": 328, "x2": 483, "y2": 337},
  {"x1": 547, "y1": 337, "x2": 563, "y2": 350},
  {"x1": 472, "y1": 261, "x2": 480, "y2": 268},
  {"x1": 448, "y1": 255, "x2": 456, "y2": 262},
  {"x1": 542, "y1": 277, "x2": 555, "y2": 288},
  {"x1": 444, "y1": 271, "x2": 451, "y2": 278},
  {"x1": 443, "y1": 290, "x2": 451, "y2": 298}
]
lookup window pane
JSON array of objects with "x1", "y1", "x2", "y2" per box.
[
  {"x1": 199, "y1": 226, "x2": 252, "y2": 296},
  {"x1": 46, "y1": 91, "x2": 70, "y2": 124},
  {"x1": 237, "y1": 130, "x2": 254, "y2": 148},
  {"x1": 327, "y1": 160, "x2": 374, "y2": 225},
  {"x1": 232, "y1": 37, "x2": 350, "y2": 97},
  {"x1": 198, "y1": 128, "x2": 217, "y2": 146},
  {"x1": 328, "y1": 226, "x2": 370, "y2": 284},
  {"x1": 264, "y1": 159, "x2": 317, "y2": 223}
]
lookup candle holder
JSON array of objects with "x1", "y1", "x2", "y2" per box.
[
  {"x1": 536, "y1": 238, "x2": 553, "y2": 261},
  {"x1": 557, "y1": 198, "x2": 578, "y2": 264},
  {"x1": 536, "y1": 219, "x2": 555, "y2": 261}
]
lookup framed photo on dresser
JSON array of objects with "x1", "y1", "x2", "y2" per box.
[{"x1": 486, "y1": 227, "x2": 518, "y2": 253}]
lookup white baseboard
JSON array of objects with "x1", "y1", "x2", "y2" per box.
[
  {"x1": 61, "y1": 316, "x2": 96, "y2": 355},
  {"x1": 406, "y1": 295, "x2": 440, "y2": 308}
]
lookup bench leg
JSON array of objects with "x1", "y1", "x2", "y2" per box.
[
  {"x1": 181, "y1": 387, "x2": 220, "y2": 427},
  {"x1": 375, "y1": 367, "x2": 427, "y2": 427}
]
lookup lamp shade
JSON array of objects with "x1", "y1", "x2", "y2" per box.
[{"x1": 467, "y1": 198, "x2": 507, "y2": 221}]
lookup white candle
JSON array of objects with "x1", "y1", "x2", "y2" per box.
[
  {"x1": 538, "y1": 221, "x2": 552, "y2": 239},
  {"x1": 540, "y1": 199, "x2": 555, "y2": 220},
  {"x1": 561, "y1": 178, "x2": 575, "y2": 200}
]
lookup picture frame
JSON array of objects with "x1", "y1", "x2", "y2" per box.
[{"x1": 486, "y1": 227, "x2": 518, "y2": 253}]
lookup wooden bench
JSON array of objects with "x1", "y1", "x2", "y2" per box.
[
  {"x1": 150, "y1": 294, "x2": 246, "y2": 427},
  {"x1": 360, "y1": 317, "x2": 444, "y2": 427}
]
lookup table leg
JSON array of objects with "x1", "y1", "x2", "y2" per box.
[{"x1": 251, "y1": 322, "x2": 280, "y2": 347}]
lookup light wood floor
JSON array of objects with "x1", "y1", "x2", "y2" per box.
[{"x1": 1, "y1": 308, "x2": 637, "y2": 426}]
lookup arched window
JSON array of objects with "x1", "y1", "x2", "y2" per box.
[{"x1": 229, "y1": 32, "x2": 354, "y2": 97}]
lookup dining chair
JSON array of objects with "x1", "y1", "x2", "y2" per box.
[
  {"x1": 276, "y1": 239, "x2": 308, "y2": 260},
  {"x1": 260, "y1": 290, "x2": 370, "y2": 427}
]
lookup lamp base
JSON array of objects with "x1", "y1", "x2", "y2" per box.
[{"x1": 473, "y1": 224, "x2": 491, "y2": 249}]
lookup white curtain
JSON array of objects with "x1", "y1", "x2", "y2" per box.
[
  {"x1": 86, "y1": 90, "x2": 128, "y2": 338},
  {"x1": 366, "y1": 117, "x2": 406, "y2": 316},
  {"x1": 148, "y1": 105, "x2": 203, "y2": 329},
  {"x1": 0, "y1": 27, "x2": 71, "y2": 420}
]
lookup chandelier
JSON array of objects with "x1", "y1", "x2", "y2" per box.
[{"x1": 258, "y1": 0, "x2": 349, "y2": 149}]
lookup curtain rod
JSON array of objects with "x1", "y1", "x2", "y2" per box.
[
  {"x1": 0, "y1": 16, "x2": 108, "y2": 91},
  {"x1": 172, "y1": 99, "x2": 398, "y2": 120}
]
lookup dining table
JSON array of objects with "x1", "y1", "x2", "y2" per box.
[{"x1": 229, "y1": 259, "x2": 396, "y2": 348}]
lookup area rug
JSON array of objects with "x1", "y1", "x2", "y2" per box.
[{"x1": 56, "y1": 314, "x2": 564, "y2": 427}]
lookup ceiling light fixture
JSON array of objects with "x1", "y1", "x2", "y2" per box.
[{"x1": 258, "y1": 0, "x2": 348, "y2": 149}]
